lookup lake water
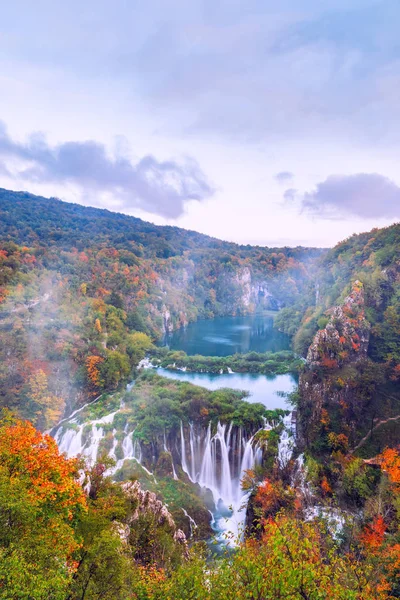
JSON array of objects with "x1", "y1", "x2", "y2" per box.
[
  {"x1": 156, "y1": 368, "x2": 296, "y2": 410},
  {"x1": 161, "y1": 314, "x2": 290, "y2": 357}
]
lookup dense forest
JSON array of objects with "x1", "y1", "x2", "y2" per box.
[
  {"x1": 1, "y1": 188, "x2": 400, "y2": 598},
  {"x1": 0, "y1": 188, "x2": 321, "y2": 426}
]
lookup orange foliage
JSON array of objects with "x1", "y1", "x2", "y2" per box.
[
  {"x1": 321, "y1": 356, "x2": 339, "y2": 369},
  {"x1": 0, "y1": 417, "x2": 86, "y2": 520},
  {"x1": 255, "y1": 479, "x2": 295, "y2": 519},
  {"x1": 86, "y1": 355, "x2": 104, "y2": 387},
  {"x1": 390, "y1": 364, "x2": 400, "y2": 382},
  {"x1": 380, "y1": 448, "x2": 400, "y2": 487},
  {"x1": 321, "y1": 476, "x2": 332, "y2": 496},
  {"x1": 96, "y1": 287, "x2": 110, "y2": 298},
  {"x1": 360, "y1": 515, "x2": 386, "y2": 552},
  {"x1": 0, "y1": 286, "x2": 9, "y2": 304},
  {"x1": 92, "y1": 298, "x2": 107, "y2": 313},
  {"x1": 320, "y1": 408, "x2": 330, "y2": 426}
]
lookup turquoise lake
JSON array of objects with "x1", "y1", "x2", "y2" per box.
[
  {"x1": 161, "y1": 314, "x2": 290, "y2": 357},
  {"x1": 158, "y1": 314, "x2": 296, "y2": 409},
  {"x1": 156, "y1": 368, "x2": 296, "y2": 410}
]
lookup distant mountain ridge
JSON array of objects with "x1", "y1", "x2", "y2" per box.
[{"x1": 0, "y1": 188, "x2": 322, "y2": 257}]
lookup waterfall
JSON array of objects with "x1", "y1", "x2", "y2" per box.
[
  {"x1": 182, "y1": 508, "x2": 198, "y2": 537},
  {"x1": 53, "y1": 406, "x2": 149, "y2": 478},
  {"x1": 183, "y1": 421, "x2": 259, "y2": 508},
  {"x1": 189, "y1": 423, "x2": 197, "y2": 481},
  {"x1": 277, "y1": 413, "x2": 295, "y2": 469},
  {"x1": 180, "y1": 421, "x2": 190, "y2": 476},
  {"x1": 55, "y1": 422, "x2": 84, "y2": 456},
  {"x1": 163, "y1": 429, "x2": 179, "y2": 480},
  {"x1": 54, "y1": 401, "x2": 294, "y2": 547},
  {"x1": 180, "y1": 420, "x2": 262, "y2": 543}
]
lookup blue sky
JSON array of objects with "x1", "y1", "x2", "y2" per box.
[{"x1": 0, "y1": 0, "x2": 399, "y2": 246}]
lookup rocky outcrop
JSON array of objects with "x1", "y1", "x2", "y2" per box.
[
  {"x1": 162, "y1": 306, "x2": 174, "y2": 333},
  {"x1": 297, "y1": 281, "x2": 371, "y2": 450},
  {"x1": 306, "y1": 281, "x2": 370, "y2": 369},
  {"x1": 235, "y1": 267, "x2": 275, "y2": 311},
  {"x1": 119, "y1": 480, "x2": 188, "y2": 556}
]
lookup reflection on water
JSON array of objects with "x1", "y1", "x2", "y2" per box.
[
  {"x1": 156, "y1": 368, "x2": 297, "y2": 410},
  {"x1": 161, "y1": 314, "x2": 290, "y2": 357}
]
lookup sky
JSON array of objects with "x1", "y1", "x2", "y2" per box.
[{"x1": 0, "y1": 0, "x2": 400, "y2": 247}]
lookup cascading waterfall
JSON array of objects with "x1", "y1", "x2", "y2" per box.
[
  {"x1": 277, "y1": 413, "x2": 296, "y2": 468},
  {"x1": 55, "y1": 409, "x2": 119, "y2": 462},
  {"x1": 180, "y1": 420, "x2": 262, "y2": 544},
  {"x1": 54, "y1": 400, "x2": 296, "y2": 547},
  {"x1": 182, "y1": 508, "x2": 198, "y2": 537},
  {"x1": 54, "y1": 405, "x2": 149, "y2": 474}
]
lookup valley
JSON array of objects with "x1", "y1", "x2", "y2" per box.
[
  {"x1": 0, "y1": 188, "x2": 399, "y2": 598},
  {"x1": 53, "y1": 313, "x2": 297, "y2": 548}
]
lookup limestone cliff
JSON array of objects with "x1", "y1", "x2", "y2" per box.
[
  {"x1": 115, "y1": 480, "x2": 188, "y2": 557},
  {"x1": 297, "y1": 281, "x2": 372, "y2": 450}
]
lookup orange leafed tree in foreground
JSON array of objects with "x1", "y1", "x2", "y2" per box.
[
  {"x1": 0, "y1": 414, "x2": 87, "y2": 596},
  {"x1": 0, "y1": 416, "x2": 86, "y2": 517}
]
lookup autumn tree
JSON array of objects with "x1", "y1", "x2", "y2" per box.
[
  {"x1": 0, "y1": 414, "x2": 86, "y2": 598},
  {"x1": 26, "y1": 369, "x2": 65, "y2": 429}
]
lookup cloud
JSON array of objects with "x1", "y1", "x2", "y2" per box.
[
  {"x1": 283, "y1": 188, "x2": 298, "y2": 202},
  {"x1": 0, "y1": 122, "x2": 214, "y2": 218},
  {"x1": 275, "y1": 171, "x2": 294, "y2": 184},
  {"x1": 3, "y1": 1, "x2": 400, "y2": 145},
  {"x1": 299, "y1": 173, "x2": 400, "y2": 219}
]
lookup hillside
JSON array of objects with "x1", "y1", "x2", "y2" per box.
[
  {"x1": 276, "y1": 222, "x2": 400, "y2": 360},
  {"x1": 290, "y1": 224, "x2": 400, "y2": 524},
  {"x1": 0, "y1": 188, "x2": 322, "y2": 427},
  {"x1": 1, "y1": 189, "x2": 400, "y2": 598}
]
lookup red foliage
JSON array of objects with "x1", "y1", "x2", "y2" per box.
[
  {"x1": 360, "y1": 515, "x2": 386, "y2": 552},
  {"x1": 321, "y1": 356, "x2": 339, "y2": 369},
  {"x1": 321, "y1": 476, "x2": 332, "y2": 496}
]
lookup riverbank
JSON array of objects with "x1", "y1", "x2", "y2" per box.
[{"x1": 149, "y1": 348, "x2": 303, "y2": 375}]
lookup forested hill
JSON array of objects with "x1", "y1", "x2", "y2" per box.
[
  {"x1": 276, "y1": 221, "x2": 400, "y2": 358},
  {"x1": 0, "y1": 188, "x2": 322, "y2": 429},
  {"x1": 277, "y1": 220, "x2": 400, "y2": 459},
  {"x1": 0, "y1": 188, "x2": 320, "y2": 260}
]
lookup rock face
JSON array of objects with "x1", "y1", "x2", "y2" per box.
[
  {"x1": 234, "y1": 267, "x2": 275, "y2": 311},
  {"x1": 306, "y1": 281, "x2": 370, "y2": 369},
  {"x1": 158, "y1": 266, "x2": 279, "y2": 332},
  {"x1": 119, "y1": 480, "x2": 188, "y2": 556},
  {"x1": 297, "y1": 282, "x2": 371, "y2": 450},
  {"x1": 162, "y1": 306, "x2": 174, "y2": 334}
]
